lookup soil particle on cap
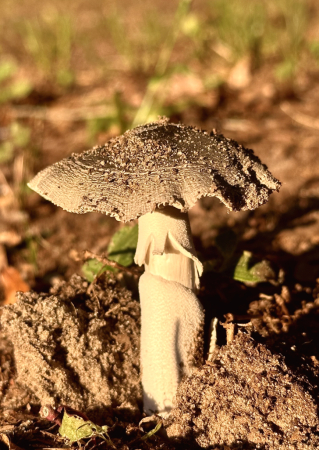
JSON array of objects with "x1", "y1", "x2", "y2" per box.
[
  {"x1": 166, "y1": 333, "x2": 319, "y2": 449},
  {"x1": 1, "y1": 274, "x2": 141, "y2": 420},
  {"x1": 28, "y1": 119, "x2": 280, "y2": 222}
]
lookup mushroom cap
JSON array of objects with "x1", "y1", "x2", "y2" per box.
[{"x1": 28, "y1": 118, "x2": 281, "y2": 222}]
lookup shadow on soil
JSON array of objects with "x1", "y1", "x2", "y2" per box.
[{"x1": 195, "y1": 181, "x2": 319, "y2": 437}]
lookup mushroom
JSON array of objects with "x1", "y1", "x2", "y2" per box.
[{"x1": 28, "y1": 117, "x2": 280, "y2": 416}]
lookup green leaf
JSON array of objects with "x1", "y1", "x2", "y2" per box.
[
  {"x1": 107, "y1": 224, "x2": 138, "y2": 267},
  {"x1": 141, "y1": 421, "x2": 162, "y2": 441},
  {"x1": 82, "y1": 258, "x2": 115, "y2": 282},
  {"x1": 59, "y1": 411, "x2": 111, "y2": 444},
  {"x1": 233, "y1": 251, "x2": 275, "y2": 284}
]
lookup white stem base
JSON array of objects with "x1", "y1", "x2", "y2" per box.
[{"x1": 139, "y1": 272, "x2": 204, "y2": 415}]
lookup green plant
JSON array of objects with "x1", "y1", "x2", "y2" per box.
[
  {"x1": 107, "y1": 224, "x2": 138, "y2": 267},
  {"x1": 273, "y1": 0, "x2": 308, "y2": 80},
  {"x1": 82, "y1": 259, "x2": 116, "y2": 283},
  {"x1": 24, "y1": 233, "x2": 39, "y2": 272},
  {"x1": 232, "y1": 251, "x2": 276, "y2": 284},
  {"x1": 103, "y1": 5, "x2": 172, "y2": 75},
  {"x1": 59, "y1": 410, "x2": 112, "y2": 445},
  {"x1": 205, "y1": 0, "x2": 311, "y2": 80},
  {"x1": 82, "y1": 225, "x2": 138, "y2": 282},
  {"x1": 0, "y1": 121, "x2": 31, "y2": 164},
  {"x1": 209, "y1": 0, "x2": 266, "y2": 62},
  {"x1": 21, "y1": 8, "x2": 75, "y2": 87},
  {"x1": 0, "y1": 59, "x2": 32, "y2": 104},
  {"x1": 132, "y1": 0, "x2": 193, "y2": 127},
  {"x1": 86, "y1": 92, "x2": 132, "y2": 144}
]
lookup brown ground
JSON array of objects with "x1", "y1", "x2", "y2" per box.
[
  {"x1": 1, "y1": 274, "x2": 141, "y2": 419},
  {"x1": 167, "y1": 333, "x2": 319, "y2": 449},
  {"x1": 1, "y1": 1, "x2": 319, "y2": 449}
]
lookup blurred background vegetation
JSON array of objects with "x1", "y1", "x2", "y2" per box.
[
  {"x1": 1, "y1": 0, "x2": 318, "y2": 187},
  {"x1": 1, "y1": 0, "x2": 318, "y2": 137}
]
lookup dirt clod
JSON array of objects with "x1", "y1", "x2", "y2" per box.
[
  {"x1": 166, "y1": 333, "x2": 319, "y2": 449},
  {"x1": 1, "y1": 274, "x2": 142, "y2": 420}
]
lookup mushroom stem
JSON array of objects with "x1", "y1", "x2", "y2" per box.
[
  {"x1": 139, "y1": 272, "x2": 203, "y2": 415},
  {"x1": 135, "y1": 206, "x2": 204, "y2": 415},
  {"x1": 135, "y1": 206, "x2": 203, "y2": 291}
]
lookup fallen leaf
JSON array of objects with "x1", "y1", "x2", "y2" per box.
[
  {"x1": 1, "y1": 266, "x2": 30, "y2": 305},
  {"x1": 59, "y1": 410, "x2": 112, "y2": 445}
]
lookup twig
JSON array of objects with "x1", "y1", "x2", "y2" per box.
[
  {"x1": 82, "y1": 250, "x2": 142, "y2": 275},
  {"x1": 207, "y1": 317, "x2": 219, "y2": 361},
  {"x1": 224, "y1": 322, "x2": 235, "y2": 344},
  {"x1": 237, "y1": 322, "x2": 252, "y2": 328}
]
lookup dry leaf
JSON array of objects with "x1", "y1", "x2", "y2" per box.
[{"x1": 1, "y1": 266, "x2": 30, "y2": 305}]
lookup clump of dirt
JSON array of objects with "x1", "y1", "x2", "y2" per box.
[
  {"x1": 1, "y1": 274, "x2": 142, "y2": 420},
  {"x1": 166, "y1": 333, "x2": 319, "y2": 449}
]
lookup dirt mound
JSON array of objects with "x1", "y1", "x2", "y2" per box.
[
  {"x1": 1, "y1": 274, "x2": 142, "y2": 420},
  {"x1": 166, "y1": 333, "x2": 319, "y2": 449}
]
